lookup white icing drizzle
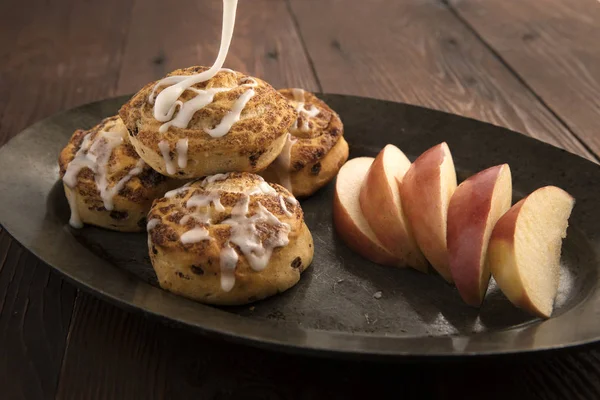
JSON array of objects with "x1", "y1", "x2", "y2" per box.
[
  {"x1": 201, "y1": 173, "x2": 230, "y2": 186},
  {"x1": 279, "y1": 195, "x2": 294, "y2": 217},
  {"x1": 174, "y1": 173, "x2": 293, "y2": 292},
  {"x1": 158, "y1": 140, "x2": 177, "y2": 175},
  {"x1": 180, "y1": 208, "x2": 211, "y2": 226},
  {"x1": 159, "y1": 139, "x2": 189, "y2": 174},
  {"x1": 157, "y1": 86, "x2": 230, "y2": 134},
  {"x1": 164, "y1": 182, "x2": 192, "y2": 199},
  {"x1": 220, "y1": 244, "x2": 239, "y2": 292},
  {"x1": 65, "y1": 188, "x2": 83, "y2": 229},
  {"x1": 148, "y1": 0, "x2": 254, "y2": 137},
  {"x1": 148, "y1": 75, "x2": 188, "y2": 103},
  {"x1": 273, "y1": 133, "x2": 297, "y2": 191},
  {"x1": 179, "y1": 190, "x2": 224, "y2": 228},
  {"x1": 176, "y1": 138, "x2": 189, "y2": 168},
  {"x1": 291, "y1": 88, "x2": 320, "y2": 132},
  {"x1": 286, "y1": 196, "x2": 298, "y2": 206},
  {"x1": 187, "y1": 191, "x2": 225, "y2": 212},
  {"x1": 147, "y1": 218, "x2": 160, "y2": 231},
  {"x1": 99, "y1": 158, "x2": 144, "y2": 211},
  {"x1": 248, "y1": 180, "x2": 277, "y2": 195},
  {"x1": 180, "y1": 227, "x2": 211, "y2": 244},
  {"x1": 148, "y1": 70, "x2": 238, "y2": 104},
  {"x1": 222, "y1": 195, "x2": 290, "y2": 272},
  {"x1": 155, "y1": 78, "x2": 256, "y2": 135},
  {"x1": 204, "y1": 88, "x2": 255, "y2": 137},
  {"x1": 63, "y1": 134, "x2": 94, "y2": 188},
  {"x1": 63, "y1": 124, "x2": 144, "y2": 227},
  {"x1": 152, "y1": 0, "x2": 239, "y2": 120}
]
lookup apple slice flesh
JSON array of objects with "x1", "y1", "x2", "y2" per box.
[
  {"x1": 359, "y1": 145, "x2": 428, "y2": 272},
  {"x1": 488, "y1": 186, "x2": 574, "y2": 318},
  {"x1": 333, "y1": 157, "x2": 402, "y2": 267},
  {"x1": 400, "y1": 142, "x2": 457, "y2": 282},
  {"x1": 447, "y1": 164, "x2": 512, "y2": 306}
]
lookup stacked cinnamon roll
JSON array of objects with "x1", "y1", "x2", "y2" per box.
[{"x1": 58, "y1": 65, "x2": 346, "y2": 304}]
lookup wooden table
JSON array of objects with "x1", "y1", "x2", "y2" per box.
[{"x1": 2, "y1": 0, "x2": 600, "y2": 398}]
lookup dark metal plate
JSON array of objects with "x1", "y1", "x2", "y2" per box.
[{"x1": 1, "y1": 94, "x2": 599, "y2": 358}]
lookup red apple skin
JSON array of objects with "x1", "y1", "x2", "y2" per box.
[
  {"x1": 333, "y1": 157, "x2": 402, "y2": 267},
  {"x1": 447, "y1": 164, "x2": 512, "y2": 306},
  {"x1": 488, "y1": 186, "x2": 574, "y2": 318},
  {"x1": 400, "y1": 142, "x2": 457, "y2": 282},
  {"x1": 359, "y1": 145, "x2": 428, "y2": 272}
]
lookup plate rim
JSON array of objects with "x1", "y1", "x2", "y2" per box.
[{"x1": 1, "y1": 94, "x2": 600, "y2": 359}]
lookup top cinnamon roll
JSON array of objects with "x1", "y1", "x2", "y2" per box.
[{"x1": 119, "y1": 66, "x2": 296, "y2": 179}]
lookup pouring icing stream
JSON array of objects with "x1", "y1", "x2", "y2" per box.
[
  {"x1": 149, "y1": 0, "x2": 256, "y2": 138},
  {"x1": 152, "y1": 0, "x2": 239, "y2": 122}
]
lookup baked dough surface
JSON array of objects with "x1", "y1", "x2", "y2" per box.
[{"x1": 147, "y1": 173, "x2": 313, "y2": 305}]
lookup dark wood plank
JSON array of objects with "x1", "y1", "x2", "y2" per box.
[
  {"x1": 448, "y1": 0, "x2": 600, "y2": 158},
  {"x1": 287, "y1": 0, "x2": 596, "y2": 162},
  {"x1": 116, "y1": 0, "x2": 319, "y2": 95},
  {"x1": 4, "y1": 0, "x2": 600, "y2": 398},
  {"x1": 56, "y1": 297, "x2": 168, "y2": 400},
  {"x1": 0, "y1": 0, "x2": 135, "y2": 145},
  {"x1": 0, "y1": 0, "x2": 136, "y2": 398},
  {"x1": 0, "y1": 229, "x2": 77, "y2": 399}
]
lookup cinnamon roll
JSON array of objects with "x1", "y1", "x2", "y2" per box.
[
  {"x1": 119, "y1": 67, "x2": 296, "y2": 179},
  {"x1": 147, "y1": 173, "x2": 313, "y2": 305},
  {"x1": 58, "y1": 116, "x2": 180, "y2": 232},
  {"x1": 259, "y1": 88, "x2": 348, "y2": 197}
]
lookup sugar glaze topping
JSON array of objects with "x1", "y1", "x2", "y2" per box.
[
  {"x1": 148, "y1": 0, "x2": 257, "y2": 137},
  {"x1": 158, "y1": 138, "x2": 189, "y2": 175},
  {"x1": 63, "y1": 122, "x2": 145, "y2": 228},
  {"x1": 160, "y1": 175, "x2": 297, "y2": 292},
  {"x1": 273, "y1": 133, "x2": 297, "y2": 191},
  {"x1": 290, "y1": 88, "x2": 320, "y2": 133}
]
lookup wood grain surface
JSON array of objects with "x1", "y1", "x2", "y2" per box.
[
  {"x1": 1, "y1": 0, "x2": 600, "y2": 398},
  {"x1": 0, "y1": 229, "x2": 77, "y2": 399},
  {"x1": 56, "y1": 297, "x2": 168, "y2": 400},
  {"x1": 116, "y1": 0, "x2": 319, "y2": 95},
  {"x1": 448, "y1": 0, "x2": 600, "y2": 158},
  {"x1": 0, "y1": 0, "x2": 134, "y2": 397},
  {"x1": 288, "y1": 0, "x2": 596, "y2": 162},
  {"x1": 0, "y1": 0, "x2": 135, "y2": 146}
]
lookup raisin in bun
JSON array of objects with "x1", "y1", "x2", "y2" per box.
[
  {"x1": 147, "y1": 173, "x2": 313, "y2": 305},
  {"x1": 58, "y1": 116, "x2": 180, "y2": 232},
  {"x1": 259, "y1": 88, "x2": 348, "y2": 197},
  {"x1": 119, "y1": 67, "x2": 296, "y2": 179}
]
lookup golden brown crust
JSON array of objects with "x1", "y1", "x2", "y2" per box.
[
  {"x1": 261, "y1": 136, "x2": 349, "y2": 198},
  {"x1": 259, "y1": 89, "x2": 347, "y2": 197},
  {"x1": 279, "y1": 89, "x2": 344, "y2": 169},
  {"x1": 147, "y1": 173, "x2": 313, "y2": 305},
  {"x1": 119, "y1": 67, "x2": 297, "y2": 178},
  {"x1": 58, "y1": 116, "x2": 181, "y2": 232}
]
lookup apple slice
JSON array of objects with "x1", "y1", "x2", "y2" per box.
[
  {"x1": 359, "y1": 145, "x2": 428, "y2": 272},
  {"x1": 488, "y1": 186, "x2": 574, "y2": 318},
  {"x1": 447, "y1": 164, "x2": 512, "y2": 306},
  {"x1": 400, "y1": 142, "x2": 457, "y2": 282},
  {"x1": 333, "y1": 157, "x2": 402, "y2": 267}
]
